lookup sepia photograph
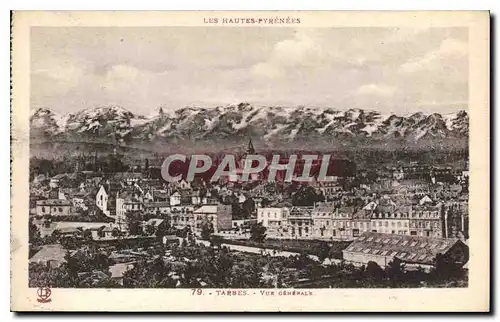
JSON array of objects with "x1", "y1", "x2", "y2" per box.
[{"x1": 10, "y1": 11, "x2": 490, "y2": 312}]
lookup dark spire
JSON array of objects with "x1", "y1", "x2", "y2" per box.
[{"x1": 247, "y1": 137, "x2": 255, "y2": 154}]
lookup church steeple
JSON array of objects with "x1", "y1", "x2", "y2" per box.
[{"x1": 246, "y1": 137, "x2": 255, "y2": 154}]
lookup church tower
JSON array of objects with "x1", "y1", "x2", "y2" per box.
[
  {"x1": 246, "y1": 137, "x2": 256, "y2": 155},
  {"x1": 238, "y1": 137, "x2": 259, "y2": 181}
]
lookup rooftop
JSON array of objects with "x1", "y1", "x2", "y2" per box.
[
  {"x1": 193, "y1": 205, "x2": 218, "y2": 214},
  {"x1": 344, "y1": 232, "x2": 464, "y2": 266},
  {"x1": 36, "y1": 199, "x2": 72, "y2": 206},
  {"x1": 29, "y1": 244, "x2": 67, "y2": 264}
]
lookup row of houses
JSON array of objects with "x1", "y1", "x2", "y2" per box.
[{"x1": 257, "y1": 197, "x2": 467, "y2": 241}]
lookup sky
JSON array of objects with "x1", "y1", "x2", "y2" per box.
[{"x1": 30, "y1": 27, "x2": 468, "y2": 116}]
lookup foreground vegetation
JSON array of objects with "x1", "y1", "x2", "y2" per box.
[{"x1": 29, "y1": 242, "x2": 467, "y2": 289}]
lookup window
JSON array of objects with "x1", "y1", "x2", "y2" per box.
[
  {"x1": 391, "y1": 222, "x2": 395, "y2": 227},
  {"x1": 389, "y1": 251, "x2": 398, "y2": 257},
  {"x1": 384, "y1": 221, "x2": 389, "y2": 227},
  {"x1": 401, "y1": 240, "x2": 409, "y2": 246},
  {"x1": 399, "y1": 252, "x2": 407, "y2": 258},
  {"x1": 404, "y1": 222, "x2": 408, "y2": 227},
  {"x1": 391, "y1": 239, "x2": 399, "y2": 245},
  {"x1": 42, "y1": 206, "x2": 46, "y2": 213},
  {"x1": 417, "y1": 254, "x2": 426, "y2": 261},
  {"x1": 381, "y1": 250, "x2": 389, "y2": 256},
  {"x1": 397, "y1": 222, "x2": 402, "y2": 228},
  {"x1": 363, "y1": 248, "x2": 371, "y2": 254},
  {"x1": 419, "y1": 242, "x2": 428, "y2": 248},
  {"x1": 358, "y1": 236, "x2": 366, "y2": 241},
  {"x1": 327, "y1": 221, "x2": 330, "y2": 226},
  {"x1": 439, "y1": 244, "x2": 447, "y2": 250},
  {"x1": 407, "y1": 253, "x2": 417, "y2": 260},
  {"x1": 58, "y1": 207, "x2": 63, "y2": 212},
  {"x1": 430, "y1": 243, "x2": 438, "y2": 249},
  {"x1": 366, "y1": 237, "x2": 374, "y2": 242},
  {"x1": 375, "y1": 238, "x2": 382, "y2": 243},
  {"x1": 410, "y1": 241, "x2": 418, "y2": 247},
  {"x1": 382, "y1": 238, "x2": 390, "y2": 244}
]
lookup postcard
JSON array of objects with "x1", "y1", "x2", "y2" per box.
[{"x1": 11, "y1": 11, "x2": 490, "y2": 312}]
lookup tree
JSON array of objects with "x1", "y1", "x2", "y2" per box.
[
  {"x1": 365, "y1": 261, "x2": 385, "y2": 280},
  {"x1": 432, "y1": 253, "x2": 464, "y2": 280},
  {"x1": 112, "y1": 227, "x2": 121, "y2": 237},
  {"x1": 126, "y1": 211, "x2": 143, "y2": 235},
  {"x1": 292, "y1": 186, "x2": 323, "y2": 206},
  {"x1": 249, "y1": 222, "x2": 267, "y2": 244},
  {"x1": 386, "y1": 257, "x2": 406, "y2": 283},
  {"x1": 200, "y1": 221, "x2": 214, "y2": 240},
  {"x1": 29, "y1": 263, "x2": 76, "y2": 288},
  {"x1": 155, "y1": 222, "x2": 169, "y2": 239},
  {"x1": 82, "y1": 229, "x2": 93, "y2": 241},
  {"x1": 316, "y1": 241, "x2": 331, "y2": 263},
  {"x1": 230, "y1": 258, "x2": 264, "y2": 288},
  {"x1": 210, "y1": 235, "x2": 223, "y2": 249},
  {"x1": 241, "y1": 198, "x2": 256, "y2": 218},
  {"x1": 145, "y1": 224, "x2": 156, "y2": 236},
  {"x1": 29, "y1": 218, "x2": 41, "y2": 245},
  {"x1": 122, "y1": 258, "x2": 176, "y2": 288},
  {"x1": 51, "y1": 229, "x2": 62, "y2": 242}
]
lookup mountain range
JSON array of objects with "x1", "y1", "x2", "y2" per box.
[{"x1": 29, "y1": 103, "x2": 469, "y2": 152}]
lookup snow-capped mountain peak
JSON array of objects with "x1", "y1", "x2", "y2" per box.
[{"x1": 29, "y1": 104, "x2": 469, "y2": 146}]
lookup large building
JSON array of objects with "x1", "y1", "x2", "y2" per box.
[
  {"x1": 287, "y1": 207, "x2": 314, "y2": 238},
  {"x1": 256, "y1": 199, "x2": 447, "y2": 241},
  {"x1": 409, "y1": 203, "x2": 444, "y2": 238},
  {"x1": 257, "y1": 207, "x2": 289, "y2": 234},
  {"x1": 342, "y1": 232, "x2": 469, "y2": 270},
  {"x1": 193, "y1": 204, "x2": 232, "y2": 233},
  {"x1": 370, "y1": 204, "x2": 410, "y2": 235},
  {"x1": 311, "y1": 203, "x2": 336, "y2": 238},
  {"x1": 36, "y1": 199, "x2": 72, "y2": 216},
  {"x1": 95, "y1": 183, "x2": 121, "y2": 217}
]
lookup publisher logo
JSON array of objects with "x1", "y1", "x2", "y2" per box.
[{"x1": 36, "y1": 287, "x2": 52, "y2": 303}]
